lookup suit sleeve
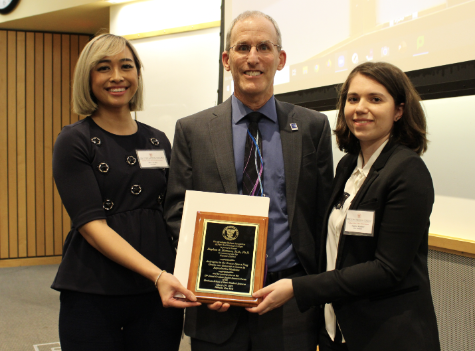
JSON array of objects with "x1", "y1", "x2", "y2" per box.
[
  {"x1": 293, "y1": 154, "x2": 434, "y2": 311},
  {"x1": 314, "y1": 115, "x2": 334, "y2": 241},
  {"x1": 163, "y1": 119, "x2": 192, "y2": 244}
]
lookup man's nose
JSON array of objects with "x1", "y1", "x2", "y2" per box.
[{"x1": 247, "y1": 46, "x2": 259, "y2": 64}]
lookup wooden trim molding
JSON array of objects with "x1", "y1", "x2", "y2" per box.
[
  {"x1": 0, "y1": 256, "x2": 61, "y2": 268},
  {"x1": 429, "y1": 233, "x2": 475, "y2": 259},
  {"x1": 123, "y1": 20, "x2": 220, "y2": 41}
]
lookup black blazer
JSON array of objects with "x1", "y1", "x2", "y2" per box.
[
  {"x1": 293, "y1": 141, "x2": 440, "y2": 351},
  {"x1": 164, "y1": 97, "x2": 333, "y2": 344}
]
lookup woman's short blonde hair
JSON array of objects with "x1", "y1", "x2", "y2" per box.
[{"x1": 72, "y1": 34, "x2": 144, "y2": 115}]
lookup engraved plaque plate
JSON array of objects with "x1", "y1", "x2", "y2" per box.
[{"x1": 187, "y1": 212, "x2": 268, "y2": 307}]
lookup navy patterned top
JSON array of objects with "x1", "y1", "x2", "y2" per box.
[{"x1": 51, "y1": 117, "x2": 175, "y2": 295}]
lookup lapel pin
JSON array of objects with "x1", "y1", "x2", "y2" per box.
[{"x1": 290, "y1": 123, "x2": 298, "y2": 131}]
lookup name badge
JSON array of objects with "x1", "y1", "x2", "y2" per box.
[
  {"x1": 344, "y1": 210, "x2": 375, "y2": 237},
  {"x1": 136, "y1": 149, "x2": 169, "y2": 169}
]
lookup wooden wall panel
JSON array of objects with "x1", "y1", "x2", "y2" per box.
[
  {"x1": 16, "y1": 32, "x2": 27, "y2": 258},
  {"x1": 44, "y1": 34, "x2": 54, "y2": 256},
  {"x1": 69, "y1": 35, "x2": 79, "y2": 126},
  {"x1": 34, "y1": 32, "x2": 45, "y2": 257},
  {"x1": 0, "y1": 31, "x2": 89, "y2": 264},
  {"x1": 59, "y1": 35, "x2": 71, "y2": 255},
  {"x1": 26, "y1": 32, "x2": 36, "y2": 257},
  {"x1": 52, "y1": 34, "x2": 62, "y2": 258},
  {"x1": 0, "y1": 31, "x2": 8, "y2": 259},
  {"x1": 7, "y1": 31, "x2": 18, "y2": 258},
  {"x1": 78, "y1": 36, "x2": 90, "y2": 121},
  {"x1": 43, "y1": 33, "x2": 54, "y2": 257},
  {"x1": 79, "y1": 35, "x2": 89, "y2": 51}
]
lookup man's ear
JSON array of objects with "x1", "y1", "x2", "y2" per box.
[
  {"x1": 277, "y1": 50, "x2": 287, "y2": 71},
  {"x1": 222, "y1": 51, "x2": 231, "y2": 72}
]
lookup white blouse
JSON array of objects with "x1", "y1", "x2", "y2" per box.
[{"x1": 324, "y1": 140, "x2": 388, "y2": 342}]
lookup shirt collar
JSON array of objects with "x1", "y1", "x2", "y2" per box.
[
  {"x1": 355, "y1": 139, "x2": 389, "y2": 177},
  {"x1": 231, "y1": 94, "x2": 277, "y2": 124}
]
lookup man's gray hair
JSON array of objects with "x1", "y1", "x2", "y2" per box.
[{"x1": 225, "y1": 11, "x2": 282, "y2": 52}]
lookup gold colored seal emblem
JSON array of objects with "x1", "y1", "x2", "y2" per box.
[{"x1": 222, "y1": 226, "x2": 239, "y2": 241}]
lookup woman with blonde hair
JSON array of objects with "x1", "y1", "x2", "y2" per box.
[{"x1": 51, "y1": 33, "x2": 199, "y2": 351}]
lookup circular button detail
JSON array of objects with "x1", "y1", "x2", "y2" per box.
[
  {"x1": 131, "y1": 185, "x2": 142, "y2": 195},
  {"x1": 103, "y1": 200, "x2": 114, "y2": 210},
  {"x1": 98, "y1": 162, "x2": 109, "y2": 173},
  {"x1": 150, "y1": 138, "x2": 159, "y2": 146},
  {"x1": 91, "y1": 137, "x2": 101, "y2": 145},
  {"x1": 126, "y1": 156, "x2": 137, "y2": 166},
  {"x1": 157, "y1": 193, "x2": 164, "y2": 204}
]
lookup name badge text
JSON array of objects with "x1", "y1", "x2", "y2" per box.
[
  {"x1": 136, "y1": 149, "x2": 169, "y2": 169},
  {"x1": 344, "y1": 210, "x2": 375, "y2": 237}
]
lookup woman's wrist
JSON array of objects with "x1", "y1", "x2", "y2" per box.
[{"x1": 154, "y1": 270, "x2": 166, "y2": 288}]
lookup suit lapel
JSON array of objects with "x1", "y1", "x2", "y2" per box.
[
  {"x1": 335, "y1": 141, "x2": 399, "y2": 267},
  {"x1": 350, "y1": 140, "x2": 398, "y2": 209},
  {"x1": 276, "y1": 100, "x2": 301, "y2": 229},
  {"x1": 349, "y1": 170, "x2": 379, "y2": 210},
  {"x1": 209, "y1": 98, "x2": 238, "y2": 194},
  {"x1": 321, "y1": 155, "x2": 356, "y2": 270}
]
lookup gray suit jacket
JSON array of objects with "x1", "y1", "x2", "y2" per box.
[{"x1": 164, "y1": 97, "x2": 333, "y2": 344}]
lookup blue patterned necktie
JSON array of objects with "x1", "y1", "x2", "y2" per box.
[{"x1": 242, "y1": 112, "x2": 263, "y2": 196}]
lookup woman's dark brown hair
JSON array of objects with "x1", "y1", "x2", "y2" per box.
[{"x1": 334, "y1": 61, "x2": 428, "y2": 155}]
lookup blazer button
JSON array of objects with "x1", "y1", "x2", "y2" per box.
[
  {"x1": 91, "y1": 137, "x2": 101, "y2": 145},
  {"x1": 126, "y1": 156, "x2": 137, "y2": 165},
  {"x1": 103, "y1": 199, "x2": 114, "y2": 210},
  {"x1": 131, "y1": 185, "x2": 142, "y2": 195},
  {"x1": 157, "y1": 193, "x2": 164, "y2": 204},
  {"x1": 150, "y1": 138, "x2": 160, "y2": 146},
  {"x1": 98, "y1": 162, "x2": 109, "y2": 173}
]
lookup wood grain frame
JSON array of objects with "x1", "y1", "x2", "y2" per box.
[{"x1": 187, "y1": 212, "x2": 268, "y2": 307}]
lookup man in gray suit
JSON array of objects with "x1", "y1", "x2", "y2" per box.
[{"x1": 164, "y1": 10, "x2": 333, "y2": 351}]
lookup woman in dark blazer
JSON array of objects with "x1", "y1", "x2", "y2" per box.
[{"x1": 247, "y1": 62, "x2": 440, "y2": 351}]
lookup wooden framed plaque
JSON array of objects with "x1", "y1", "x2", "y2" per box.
[{"x1": 187, "y1": 212, "x2": 268, "y2": 307}]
